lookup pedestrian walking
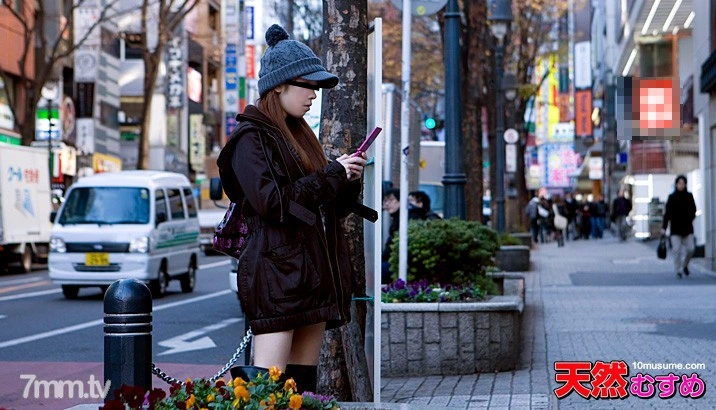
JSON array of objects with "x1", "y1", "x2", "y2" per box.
[
  {"x1": 564, "y1": 192, "x2": 578, "y2": 240},
  {"x1": 409, "y1": 190, "x2": 442, "y2": 220},
  {"x1": 590, "y1": 195, "x2": 608, "y2": 239},
  {"x1": 217, "y1": 24, "x2": 372, "y2": 391},
  {"x1": 661, "y1": 175, "x2": 697, "y2": 278},
  {"x1": 382, "y1": 188, "x2": 423, "y2": 283},
  {"x1": 526, "y1": 196, "x2": 540, "y2": 243},
  {"x1": 611, "y1": 189, "x2": 632, "y2": 241},
  {"x1": 551, "y1": 195, "x2": 567, "y2": 247}
]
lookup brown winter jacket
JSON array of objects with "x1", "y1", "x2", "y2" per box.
[{"x1": 217, "y1": 106, "x2": 371, "y2": 335}]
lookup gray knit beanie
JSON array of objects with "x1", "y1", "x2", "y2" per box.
[{"x1": 258, "y1": 24, "x2": 339, "y2": 96}]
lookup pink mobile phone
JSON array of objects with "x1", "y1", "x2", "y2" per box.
[{"x1": 351, "y1": 127, "x2": 382, "y2": 157}]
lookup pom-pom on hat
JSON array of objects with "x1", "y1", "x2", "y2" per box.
[{"x1": 257, "y1": 24, "x2": 339, "y2": 96}]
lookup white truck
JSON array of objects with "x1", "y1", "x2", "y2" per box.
[{"x1": 0, "y1": 143, "x2": 52, "y2": 272}]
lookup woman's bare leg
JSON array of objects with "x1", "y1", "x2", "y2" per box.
[
  {"x1": 287, "y1": 322, "x2": 326, "y2": 365},
  {"x1": 253, "y1": 330, "x2": 294, "y2": 371}
]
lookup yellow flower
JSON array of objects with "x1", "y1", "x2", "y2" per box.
[
  {"x1": 268, "y1": 366, "x2": 282, "y2": 381},
  {"x1": 185, "y1": 394, "x2": 196, "y2": 409},
  {"x1": 233, "y1": 377, "x2": 247, "y2": 387},
  {"x1": 206, "y1": 393, "x2": 215, "y2": 402},
  {"x1": 234, "y1": 385, "x2": 250, "y2": 402},
  {"x1": 284, "y1": 378, "x2": 297, "y2": 392},
  {"x1": 268, "y1": 392, "x2": 277, "y2": 406},
  {"x1": 289, "y1": 394, "x2": 303, "y2": 409}
]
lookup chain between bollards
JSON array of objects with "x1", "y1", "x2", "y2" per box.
[{"x1": 150, "y1": 328, "x2": 253, "y2": 385}]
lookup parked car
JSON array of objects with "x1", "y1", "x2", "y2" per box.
[{"x1": 198, "y1": 208, "x2": 226, "y2": 255}]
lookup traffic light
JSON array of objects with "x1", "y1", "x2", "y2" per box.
[{"x1": 424, "y1": 117, "x2": 436, "y2": 130}]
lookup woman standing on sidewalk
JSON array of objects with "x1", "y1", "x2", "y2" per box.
[
  {"x1": 661, "y1": 175, "x2": 697, "y2": 278},
  {"x1": 217, "y1": 24, "x2": 370, "y2": 391}
]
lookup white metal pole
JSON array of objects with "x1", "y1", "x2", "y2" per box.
[
  {"x1": 370, "y1": 18, "x2": 384, "y2": 404},
  {"x1": 382, "y1": 83, "x2": 395, "y2": 182},
  {"x1": 398, "y1": 0, "x2": 411, "y2": 282}
]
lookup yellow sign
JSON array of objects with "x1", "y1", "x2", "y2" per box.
[{"x1": 92, "y1": 152, "x2": 122, "y2": 173}]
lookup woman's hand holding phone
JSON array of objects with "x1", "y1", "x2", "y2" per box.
[{"x1": 337, "y1": 153, "x2": 367, "y2": 181}]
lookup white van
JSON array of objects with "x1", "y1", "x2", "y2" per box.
[{"x1": 48, "y1": 171, "x2": 200, "y2": 299}]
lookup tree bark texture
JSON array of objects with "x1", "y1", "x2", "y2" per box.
[
  {"x1": 138, "y1": 53, "x2": 161, "y2": 170},
  {"x1": 459, "y1": 0, "x2": 488, "y2": 222},
  {"x1": 317, "y1": 0, "x2": 372, "y2": 402}
]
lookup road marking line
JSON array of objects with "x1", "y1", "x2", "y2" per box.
[
  {"x1": 0, "y1": 289, "x2": 234, "y2": 349},
  {"x1": 0, "y1": 289, "x2": 62, "y2": 302},
  {"x1": 0, "y1": 280, "x2": 52, "y2": 295},
  {"x1": 158, "y1": 317, "x2": 242, "y2": 355},
  {"x1": 0, "y1": 277, "x2": 43, "y2": 286},
  {"x1": 199, "y1": 260, "x2": 232, "y2": 270}
]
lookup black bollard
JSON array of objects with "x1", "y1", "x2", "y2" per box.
[{"x1": 104, "y1": 279, "x2": 153, "y2": 401}]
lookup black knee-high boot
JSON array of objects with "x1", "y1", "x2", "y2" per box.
[
  {"x1": 229, "y1": 365, "x2": 270, "y2": 382},
  {"x1": 285, "y1": 364, "x2": 317, "y2": 393}
]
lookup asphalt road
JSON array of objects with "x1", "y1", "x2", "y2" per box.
[{"x1": 0, "y1": 253, "x2": 246, "y2": 409}]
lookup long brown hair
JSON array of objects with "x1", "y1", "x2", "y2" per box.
[{"x1": 257, "y1": 91, "x2": 328, "y2": 174}]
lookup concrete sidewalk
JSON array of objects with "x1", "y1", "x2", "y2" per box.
[{"x1": 378, "y1": 234, "x2": 716, "y2": 409}]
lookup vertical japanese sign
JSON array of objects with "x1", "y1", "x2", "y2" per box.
[
  {"x1": 224, "y1": 0, "x2": 240, "y2": 138},
  {"x1": 246, "y1": 6, "x2": 254, "y2": 40},
  {"x1": 575, "y1": 90, "x2": 593, "y2": 137},
  {"x1": 189, "y1": 114, "x2": 206, "y2": 172},
  {"x1": 166, "y1": 36, "x2": 185, "y2": 110}
]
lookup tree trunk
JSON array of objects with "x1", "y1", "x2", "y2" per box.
[
  {"x1": 460, "y1": 0, "x2": 487, "y2": 222},
  {"x1": 138, "y1": 52, "x2": 161, "y2": 170},
  {"x1": 317, "y1": 0, "x2": 372, "y2": 402}
]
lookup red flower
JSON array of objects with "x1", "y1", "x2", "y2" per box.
[
  {"x1": 147, "y1": 388, "x2": 167, "y2": 407},
  {"x1": 99, "y1": 400, "x2": 125, "y2": 410}
]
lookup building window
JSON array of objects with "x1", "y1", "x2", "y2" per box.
[
  {"x1": 99, "y1": 101, "x2": 118, "y2": 128},
  {"x1": 123, "y1": 33, "x2": 144, "y2": 59},
  {"x1": 209, "y1": 4, "x2": 219, "y2": 31},
  {"x1": 638, "y1": 41, "x2": 673, "y2": 77},
  {"x1": 101, "y1": 27, "x2": 120, "y2": 58}
]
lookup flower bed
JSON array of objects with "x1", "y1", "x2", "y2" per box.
[
  {"x1": 381, "y1": 283, "x2": 524, "y2": 377},
  {"x1": 101, "y1": 366, "x2": 339, "y2": 410}
]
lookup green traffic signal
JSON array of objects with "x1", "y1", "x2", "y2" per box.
[{"x1": 425, "y1": 117, "x2": 436, "y2": 129}]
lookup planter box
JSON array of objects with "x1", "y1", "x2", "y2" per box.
[
  {"x1": 495, "y1": 245, "x2": 530, "y2": 271},
  {"x1": 510, "y1": 232, "x2": 533, "y2": 248},
  {"x1": 381, "y1": 292, "x2": 524, "y2": 377}
]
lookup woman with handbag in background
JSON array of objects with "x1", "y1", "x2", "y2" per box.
[
  {"x1": 552, "y1": 195, "x2": 568, "y2": 247},
  {"x1": 217, "y1": 24, "x2": 373, "y2": 392}
]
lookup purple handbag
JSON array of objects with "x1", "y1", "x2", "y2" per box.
[{"x1": 213, "y1": 201, "x2": 250, "y2": 259}]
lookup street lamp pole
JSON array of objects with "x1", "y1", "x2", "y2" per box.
[
  {"x1": 495, "y1": 43, "x2": 506, "y2": 232},
  {"x1": 488, "y1": 0, "x2": 513, "y2": 232},
  {"x1": 47, "y1": 98, "x2": 53, "y2": 190},
  {"x1": 442, "y1": 0, "x2": 466, "y2": 220},
  {"x1": 41, "y1": 84, "x2": 59, "y2": 191}
]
